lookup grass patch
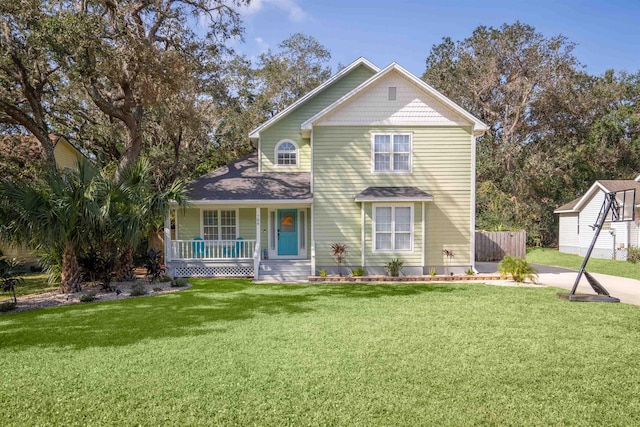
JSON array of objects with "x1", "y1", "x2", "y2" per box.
[
  {"x1": 527, "y1": 247, "x2": 640, "y2": 279},
  {"x1": 0, "y1": 273, "x2": 56, "y2": 302},
  {"x1": 1, "y1": 279, "x2": 640, "y2": 425}
]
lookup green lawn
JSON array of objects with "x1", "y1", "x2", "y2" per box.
[
  {"x1": 0, "y1": 272, "x2": 57, "y2": 302},
  {"x1": 1, "y1": 279, "x2": 640, "y2": 425},
  {"x1": 527, "y1": 247, "x2": 640, "y2": 279}
]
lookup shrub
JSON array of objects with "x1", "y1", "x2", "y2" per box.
[
  {"x1": 130, "y1": 282, "x2": 148, "y2": 296},
  {"x1": 465, "y1": 268, "x2": 475, "y2": 276},
  {"x1": 318, "y1": 269, "x2": 327, "y2": 277},
  {"x1": 159, "y1": 275, "x2": 173, "y2": 282},
  {"x1": 627, "y1": 246, "x2": 640, "y2": 264},
  {"x1": 145, "y1": 249, "x2": 165, "y2": 283},
  {"x1": 429, "y1": 267, "x2": 437, "y2": 277},
  {"x1": 350, "y1": 267, "x2": 366, "y2": 277},
  {"x1": 1, "y1": 258, "x2": 25, "y2": 304},
  {"x1": 152, "y1": 287, "x2": 163, "y2": 292},
  {"x1": 79, "y1": 291, "x2": 97, "y2": 303},
  {"x1": 0, "y1": 301, "x2": 17, "y2": 312},
  {"x1": 330, "y1": 243, "x2": 347, "y2": 276},
  {"x1": 385, "y1": 258, "x2": 404, "y2": 277},
  {"x1": 498, "y1": 255, "x2": 538, "y2": 283},
  {"x1": 171, "y1": 278, "x2": 189, "y2": 287}
]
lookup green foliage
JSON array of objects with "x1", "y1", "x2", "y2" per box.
[
  {"x1": 498, "y1": 256, "x2": 539, "y2": 283},
  {"x1": 385, "y1": 258, "x2": 404, "y2": 277},
  {"x1": 330, "y1": 243, "x2": 347, "y2": 276},
  {"x1": 0, "y1": 258, "x2": 25, "y2": 304},
  {"x1": 429, "y1": 268, "x2": 437, "y2": 277},
  {"x1": 145, "y1": 249, "x2": 165, "y2": 283},
  {"x1": 423, "y1": 22, "x2": 640, "y2": 246},
  {"x1": 465, "y1": 268, "x2": 475, "y2": 276},
  {"x1": 79, "y1": 291, "x2": 97, "y2": 303},
  {"x1": 129, "y1": 283, "x2": 147, "y2": 297},
  {"x1": 318, "y1": 269, "x2": 327, "y2": 277},
  {"x1": 152, "y1": 287, "x2": 163, "y2": 292},
  {"x1": 349, "y1": 267, "x2": 366, "y2": 277},
  {"x1": 627, "y1": 246, "x2": 640, "y2": 264},
  {"x1": 171, "y1": 278, "x2": 190, "y2": 288},
  {"x1": 159, "y1": 275, "x2": 173, "y2": 283}
]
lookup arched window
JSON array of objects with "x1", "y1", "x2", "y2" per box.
[{"x1": 275, "y1": 140, "x2": 298, "y2": 166}]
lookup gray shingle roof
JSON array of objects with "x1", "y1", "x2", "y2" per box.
[
  {"x1": 555, "y1": 180, "x2": 640, "y2": 213},
  {"x1": 187, "y1": 153, "x2": 311, "y2": 201},
  {"x1": 354, "y1": 186, "x2": 433, "y2": 201}
]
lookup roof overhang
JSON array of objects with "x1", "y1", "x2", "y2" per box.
[
  {"x1": 301, "y1": 62, "x2": 489, "y2": 136},
  {"x1": 354, "y1": 186, "x2": 433, "y2": 203},
  {"x1": 172, "y1": 198, "x2": 314, "y2": 206},
  {"x1": 249, "y1": 57, "x2": 380, "y2": 140}
]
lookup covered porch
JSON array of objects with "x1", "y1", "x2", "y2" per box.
[{"x1": 164, "y1": 204, "x2": 312, "y2": 278}]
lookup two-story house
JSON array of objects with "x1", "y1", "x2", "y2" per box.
[{"x1": 164, "y1": 58, "x2": 487, "y2": 280}]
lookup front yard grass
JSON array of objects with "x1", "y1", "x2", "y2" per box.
[
  {"x1": 1, "y1": 279, "x2": 640, "y2": 425},
  {"x1": 527, "y1": 247, "x2": 640, "y2": 279}
]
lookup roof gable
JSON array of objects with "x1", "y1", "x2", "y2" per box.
[
  {"x1": 248, "y1": 57, "x2": 380, "y2": 140},
  {"x1": 302, "y1": 62, "x2": 488, "y2": 136},
  {"x1": 554, "y1": 180, "x2": 640, "y2": 213}
]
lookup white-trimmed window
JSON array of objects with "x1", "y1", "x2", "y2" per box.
[
  {"x1": 373, "y1": 205, "x2": 413, "y2": 251},
  {"x1": 372, "y1": 133, "x2": 411, "y2": 172},
  {"x1": 203, "y1": 209, "x2": 237, "y2": 240},
  {"x1": 275, "y1": 140, "x2": 298, "y2": 166}
]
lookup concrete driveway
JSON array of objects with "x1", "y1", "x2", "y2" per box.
[{"x1": 476, "y1": 262, "x2": 640, "y2": 306}]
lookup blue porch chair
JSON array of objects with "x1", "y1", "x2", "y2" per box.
[{"x1": 192, "y1": 237, "x2": 205, "y2": 258}]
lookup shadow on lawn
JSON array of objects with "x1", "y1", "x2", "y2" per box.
[{"x1": 0, "y1": 280, "x2": 466, "y2": 350}]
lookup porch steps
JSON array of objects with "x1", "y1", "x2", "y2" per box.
[{"x1": 256, "y1": 260, "x2": 311, "y2": 282}]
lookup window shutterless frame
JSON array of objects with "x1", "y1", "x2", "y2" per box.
[
  {"x1": 370, "y1": 133, "x2": 412, "y2": 173},
  {"x1": 372, "y1": 204, "x2": 414, "y2": 252},
  {"x1": 274, "y1": 139, "x2": 299, "y2": 167}
]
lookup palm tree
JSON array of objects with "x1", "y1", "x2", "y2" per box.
[
  {"x1": 0, "y1": 163, "x2": 107, "y2": 293},
  {"x1": 107, "y1": 159, "x2": 187, "y2": 280}
]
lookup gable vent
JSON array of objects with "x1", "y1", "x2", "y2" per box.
[{"x1": 388, "y1": 86, "x2": 397, "y2": 101}]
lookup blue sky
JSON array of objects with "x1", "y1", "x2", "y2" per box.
[{"x1": 232, "y1": 0, "x2": 640, "y2": 76}]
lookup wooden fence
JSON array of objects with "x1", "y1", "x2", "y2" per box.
[{"x1": 475, "y1": 230, "x2": 526, "y2": 261}]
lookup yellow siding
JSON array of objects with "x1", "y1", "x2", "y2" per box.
[
  {"x1": 239, "y1": 208, "x2": 257, "y2": 239},
  {"x1": 313, "y1": 126, "x2": 473, "y2": 268},
  {"x1": 260, "y1": 64, "x2": 376, "y2": 172},
  {"x1": 53, "y1": 138, "x2": 84, "y2": 170},
  {"x1": 177, "y1": 208, "x2": 201, "y2": 239}
]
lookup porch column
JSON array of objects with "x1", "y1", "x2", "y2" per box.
[
  {"x1": 361, "y1": 202, "x2": 365, "y2": 267},
  {"x1": 164, "y1": 209, "x2": 172, "y2": 262},
  {"x1": 421, "y1": 202, "x2": 426, "y2": 270},
  {"x1": 255, "y1": 208, "x2": 261, "y2": 278},
  {"x1": 310, "y1": 204, "x2": 316, "y2": 273}
]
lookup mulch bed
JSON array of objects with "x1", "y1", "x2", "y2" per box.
[{"x1": 1, "y1": 279, "x2": 191, "y2": 315}]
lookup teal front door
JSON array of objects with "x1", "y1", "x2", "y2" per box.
[{"x1": 277, "y1": 209, "x2": 298, "y2": 256}]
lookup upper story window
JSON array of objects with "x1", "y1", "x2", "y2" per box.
[
  {"x1": 372, "y1": 133, "x2": 411, "y2": 172},
  {"x1": 275, "y1": 140, "x2": 298, "y2": 166}
]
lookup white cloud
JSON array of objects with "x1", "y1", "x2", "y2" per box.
[
  {"x1": 240, "y1": 0, "x2": 308, "y2": 23},
  {"x1": 255, "y1": 37, "x2": 270, "y2": 53}
]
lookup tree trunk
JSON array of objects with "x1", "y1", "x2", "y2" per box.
[
  {"x1": 60, "y1": 242, "x2": 82, "y2": 293},
  {"x1": 115, "y1": 245, "x2": 134, "y2": 281}
]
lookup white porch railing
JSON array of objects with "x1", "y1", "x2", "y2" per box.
[{"x1": 171, "y1": 239, "x2": 256, "y2": 260}]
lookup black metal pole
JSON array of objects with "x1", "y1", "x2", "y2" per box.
[{"x1": 570, "y1": 193, "x2": 615, "y2": 295}]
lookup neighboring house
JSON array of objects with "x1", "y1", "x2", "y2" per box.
[
  {"x1": 0, "y1": 135, "x2": 90, "y2": 262},
  {"x1": 164, "y1": 58, "x2": 488, "y2": 280},
  {"x1": 554, "y1": 177, "x2": 640, "y2": 260}
]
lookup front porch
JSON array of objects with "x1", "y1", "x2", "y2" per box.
[{"x1": 164, "y1": 205, "x2": 312, "y2": 279}]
